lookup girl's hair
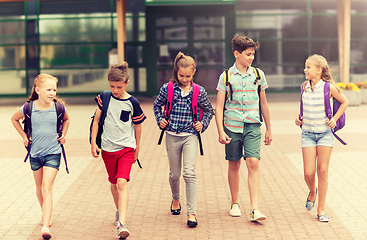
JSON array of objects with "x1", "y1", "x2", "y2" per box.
[
  {"x1": 304, "y1": 54, "x2": 340, "y2": 92},
  {"x1": 232, "y1": 34, "x2": 260, "y2": 53},
  {"x1": 108, "y1": 61, "x2": 129, "y2": 82},
  {"x1": 171, "y1": 52, "x2": 196, "y2": 84},
  {"x1": 29, "y1": 74, "x2": 64, "y2": 103}
]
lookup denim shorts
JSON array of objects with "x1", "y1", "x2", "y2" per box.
[
  {"x1": 30, "y1": 153, "x2": 61, "y2": 171},
  {"x1": 301, "y1": 130, "x2": 334, "y2": 148},
  {"x1": 224, "y1": 123, "x2": 261, "y2": 161}
]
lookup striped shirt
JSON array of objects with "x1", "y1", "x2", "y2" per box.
[
  {"x1": 216, "y1": 63, "x2": 268, "y2": 133},
  {"x1": 302, "y1": 80, "x2": 331, "y2": 133}
]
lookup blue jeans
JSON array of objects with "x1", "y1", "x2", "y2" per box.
[
  {"x1": 30, "y1": 154, "x2": 61, "y2": 171},
  {"x1": 301, "y1": 130, "x2": 334, "y2": 148}
]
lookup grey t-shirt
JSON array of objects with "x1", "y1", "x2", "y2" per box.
[
  {"x1": 94, "y1": 93, "x2": 146, "y2": 152},
  {"x1": 20, "y1": 101, "x2": 61, "y2": 158}
]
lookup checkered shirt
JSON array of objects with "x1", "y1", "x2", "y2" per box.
[{"x1": 153, "y1": 82, "x2": 214, "y2": 134}]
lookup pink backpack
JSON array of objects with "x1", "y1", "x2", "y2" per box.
[
  {"x1": 164, "y1": 81, "x2": 203, "y2": 122},
  {"x1": 158, "y1": 82, "x2": 204, "y2": 155}
]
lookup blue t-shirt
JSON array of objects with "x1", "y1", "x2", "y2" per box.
[{"x1": 20, "y1": 101, "x2": 61, "y2": 158}]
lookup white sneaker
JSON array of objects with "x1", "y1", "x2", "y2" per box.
[
  {"x1": 229, "y1": 203, "x2": 241, "y2": 217},
  {"x1": 117, "y1": 222, "x2": 130, "y2": 239},
  {"x1": 250, "y1": 209, "x2": 266, "y2": 222}
]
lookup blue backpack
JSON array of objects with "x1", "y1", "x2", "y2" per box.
[
  {"x1": 299, "y1": 81, "x2": 346, "y2": 145},
  {"x1": 89, "y1": 90, "x2": 112, "y2": 149},
  {"x1": 22, "y1": 100, "x2": 69, "y2": 173}
]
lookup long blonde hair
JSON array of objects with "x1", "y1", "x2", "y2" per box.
[
  {"x1": 170, "y1": 52, "x2": 196, "y2": 84},
  {"x1": 29, "y1": 74, "x2": 64, "y2": 104},
  {"x1": 303, "y1": 54, "x2": 340, "y2": 92}
]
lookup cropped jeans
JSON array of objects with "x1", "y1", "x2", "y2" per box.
[{"x1": 166, "y1": 133, "x2": 198, "y2": 215}]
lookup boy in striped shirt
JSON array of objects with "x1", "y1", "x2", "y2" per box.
[{"x1": 215, "y1": 34, "x2": 272, "y2": 221}]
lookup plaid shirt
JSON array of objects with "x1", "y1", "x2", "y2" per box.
[
  {"x1": 153, "y1": 82, "x2": 214, "y2": 134},
  {"x1": 216, "y1": 63, "x2": 268, "y2": 133}
]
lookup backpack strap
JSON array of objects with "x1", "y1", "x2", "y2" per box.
[
  {"x1": 299, "y1": 81, "x2": 306, "y2": 122},
  {"x1": 23, "y1": 101, "x2": 32, "y2": 162},
  {"x1": 158, "y1": 82, "x2": 174, "y2": 145},
  {"x1": 253, "y1": 67, "x2": 263, "y2": 85},
  {"x1": 90, "y1": 90, "x2": 112, "y2": 149},
  {"x1": 223, "y1": 69, "x2": 232, "y2": 101},
  {"x1": 55, "y1": 102, "x2": 70, "y2": 174},
  {"x1": 253, "y1": 67, "x2": 263, "y2": 122},
  {"x1": 100, "y1": 90, "x2": 112, "y2": 126},
  {"x1": 191, "y1": 82, "x2": 204, "y2": 155},
  {"x1": 164, "y1": 82, "x2": 174, "y2": 119},
  {"x1": 192, "y1": 83, "x2": 200, "y2": 122},
  {"x1": 323, "y1": 82, "x2": 347, "y2": 145},
  {"x1": 223, "y1": 69, "x2": 232, "y2": 122},
  {"x1": 55, "y1": 102, "x2": 65, "y2": 135},
  {"x1": 324, "y1": 82, "x2": 332, "y2": 119}
]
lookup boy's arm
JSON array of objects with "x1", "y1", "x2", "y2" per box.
[
  {"x1": 134, "y1": 123, "x2": 142, "y2": 163},
  {"x1": 91, "y1": 107, "x2": 101, "y2": 158},
  {"x1": 260, "y1": 90, "x2": 272, "y2": 145},
  {"x1": 58, "y1": 109, "x2": 70, "y2": 144},
  {"x1": 215, "y1": 91, "x2": 231, "y2": 144},
  {"x1": 197, "y1": 88, "x2": 214, "y2": 132},
  {"x1": 11, "y1": 109, "x2": 29, "y2": 147}
]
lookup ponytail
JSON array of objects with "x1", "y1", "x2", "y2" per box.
[
  {"x1": 28, "y1": 82, "x2": 39, "y2": 101},
  {"x1": 171, "y1": 52, "x2": 196, "y2": 84}
]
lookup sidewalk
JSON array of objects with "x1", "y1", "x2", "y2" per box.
[{"x1": 1, "y1": 96, "x2": 366, "y2": 240}]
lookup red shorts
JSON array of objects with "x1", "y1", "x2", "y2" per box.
[{"x1": 101, "y1": 148, "x2": 134, "y2": 184}]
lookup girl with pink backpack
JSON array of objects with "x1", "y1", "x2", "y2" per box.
[{"x1": 153, "y1": 52, "x2": 214, "y2": 227}]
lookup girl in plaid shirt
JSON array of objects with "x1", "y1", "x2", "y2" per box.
[{"x1": 153, "y1": 52, "x2": 214, "y2": 227}]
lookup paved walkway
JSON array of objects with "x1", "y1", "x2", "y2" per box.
[{"x1": 1, "y1": 95, "x2": 366, "y2": 240}]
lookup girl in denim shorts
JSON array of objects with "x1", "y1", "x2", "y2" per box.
[
  {"x1": 11, "y1": 74, "x2": 70, "y2": 239},
  {"x1": 295, "y1": 55, "x2": 348, "y2": 222}
]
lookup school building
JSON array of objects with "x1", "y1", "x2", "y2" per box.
[{"x1": 0, "y1": 0, "x2": 366, "y2": 97}]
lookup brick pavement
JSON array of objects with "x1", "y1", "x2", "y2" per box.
[{"x1": 0, "y1": 95, "x2": 366, "y2": 240}]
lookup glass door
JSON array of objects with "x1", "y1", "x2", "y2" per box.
[{"x1": 145, "y1": 4, "x2": 235, "y2": 95}]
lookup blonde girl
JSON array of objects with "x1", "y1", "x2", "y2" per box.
[
  {"x1": 11, "y1": 74, "x2": 70, "y2": 238},
  {"x1": 153, "y1": 52, "x2": 214, "y2": 227},
  {"x1": 295, "y1": 54, "x2": 348, "y2": 222}
]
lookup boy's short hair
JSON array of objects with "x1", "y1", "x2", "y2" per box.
[
  {"x1": 232, "y1": 34, "x2": 260, "y2": 53},
  {"x1": 108, "y1": 62, "x2": 129, "y2": 82}
]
